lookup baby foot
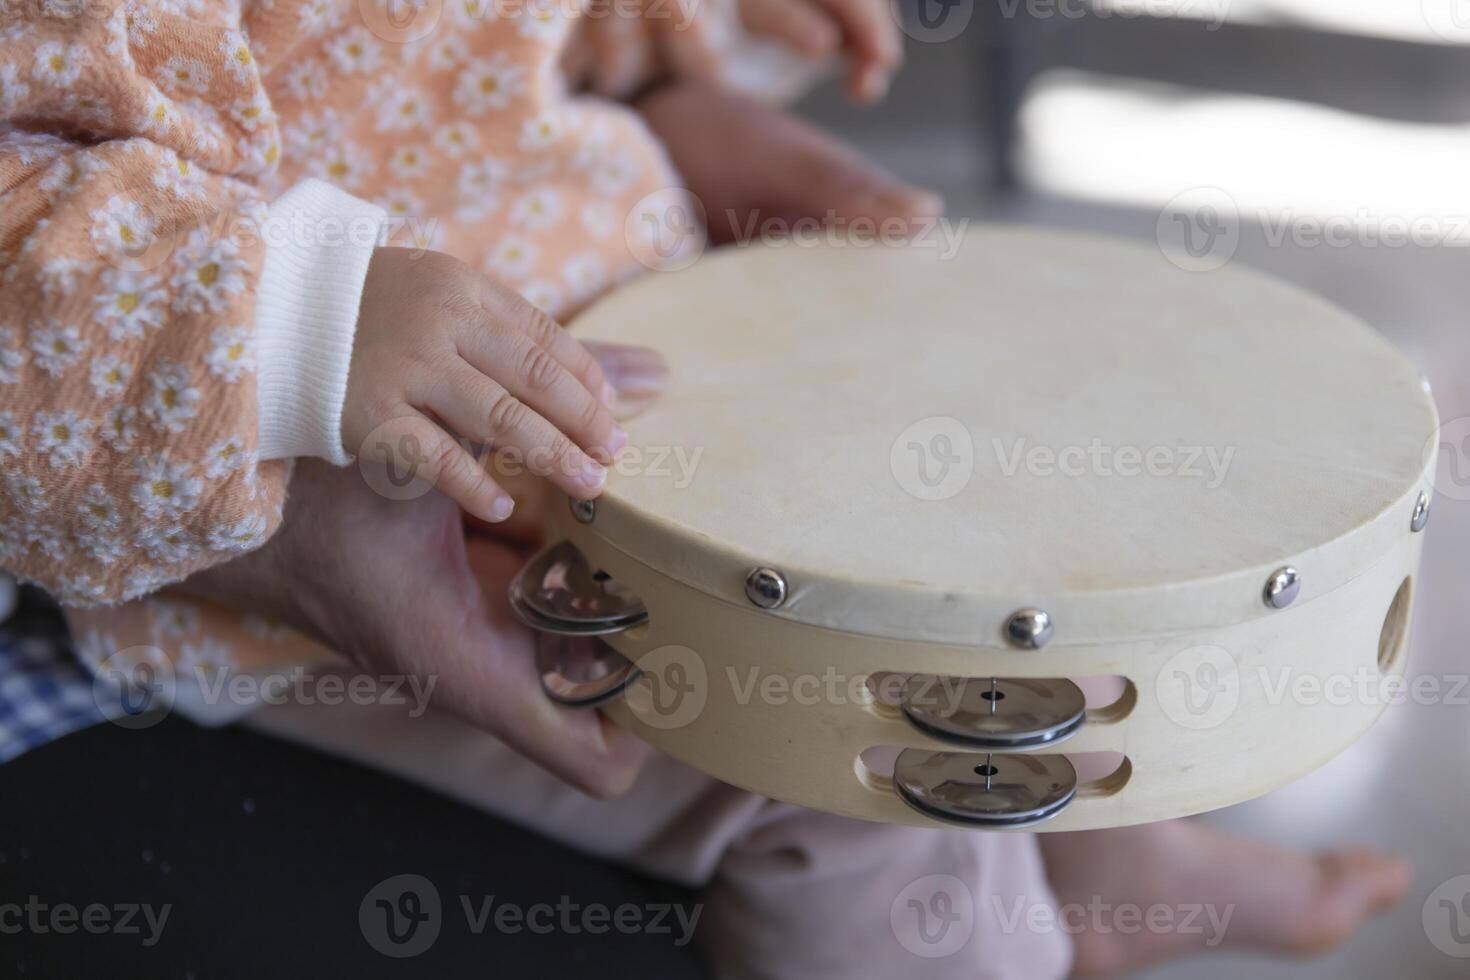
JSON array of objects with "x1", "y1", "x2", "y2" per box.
[{"x1": 1039, "y1": 820, "x2": 1409, "y2": 978}]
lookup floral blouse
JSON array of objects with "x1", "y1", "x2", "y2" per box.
[{"x1": 0, "y1": 0, "x2": 758, "y2": 604}]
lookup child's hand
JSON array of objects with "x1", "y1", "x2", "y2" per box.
[
  {"x1": 740, "y1": 0, "x2": 902, "y2": 101},
  {"x1": 343, "y1": 247, "x2": 625, "y2": 524}
]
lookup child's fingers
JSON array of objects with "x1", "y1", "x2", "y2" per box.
[
  {"x1": 425, "y1": 364, "x2": 610, "y2": 500},
  {"x1": 823, "y1": 0, "x2": 903, "y2": 66},
  {"x1": 478, "y1": 279, "x2": 613, "y2": 409},
  {"x1": 455, "y1": 314, "x2": 625, "y2": 460},
  {"x1": 741, "y1": 0, "x2": 841, "y2": 57},
  {"x1": 359, "y1": 411, "x2": 514, "y2": 523},
  {"x1": 813, "y1": 0, "x2": 902, "y2": 101}
]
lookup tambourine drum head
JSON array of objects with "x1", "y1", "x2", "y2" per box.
[{"x1": 567, "y1": 231, "x2": 1436, "y2": 646}]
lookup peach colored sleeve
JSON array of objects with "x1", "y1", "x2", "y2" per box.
[{"x1": 0, "y1": 1, "x2": 289, "y2": 606}]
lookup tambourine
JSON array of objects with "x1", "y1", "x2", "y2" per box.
[{"x1": 511, "y1": 229, "x2": 1438, "y2": 831}]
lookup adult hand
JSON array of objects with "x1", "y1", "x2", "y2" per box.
[{"x1": 184, "y1": 346, "x2": 667, "y2": 799}]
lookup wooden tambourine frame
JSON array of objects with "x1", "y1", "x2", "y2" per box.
[
  {"x1": 510, "y1": 230, "x2": 1439, "y2": 831},
  {"x1": 537, "y1": 496, "x2": 1426, "y2": 832}
]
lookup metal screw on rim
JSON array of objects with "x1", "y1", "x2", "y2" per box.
[
  {"x1": 744, "y1": 567, "x2": 788, "y2": 609},
  {"x1": 570, "y1": 497, "x2": 596, "y2": 524},
  {"x1": 1263, "y1": 566, "x2": 1301, "y2": 609},
  {"x1": 1004, "y1": 608, "x2": 1052, "y2": 650},
  {"x1": 1411, "y1": 491, "x2": 1430, "y2": 533}
]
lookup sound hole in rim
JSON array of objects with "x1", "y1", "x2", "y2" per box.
[{"x1": 1378, "y1": 576, "x2": 1412, "y2": 673}]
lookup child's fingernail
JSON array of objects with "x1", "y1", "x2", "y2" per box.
[
  {"x1": 607, "y1": 426, "x2": 627, "y2": 455},
  {"x1": 579, "y1": 459, "x2": 607, "y2": 490},
  {"x1": 489, "y1": 495, "x2": 515, "y2": 521},
  {"x1": 601, "y1": 380, "x2": 616, "y2": 406}
]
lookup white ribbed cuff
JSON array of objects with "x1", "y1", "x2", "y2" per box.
[{"x1": 254, "y1": 179, "x2": 386, "y2": 465}]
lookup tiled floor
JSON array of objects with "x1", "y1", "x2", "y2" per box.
[{"x1": 799, "y1": 25, "x2": 1470, "y2": 978}]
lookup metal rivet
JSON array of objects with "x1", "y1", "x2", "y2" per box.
[
  {"x1": 1004, "y1": 608, "x2": 1052, "y2": 649},
  {"x1": 744, "y1": 567, "x2": 787, "y2": 609},
  {"x1": 1263, "y1": 566, "x2": 1300, "y2": 609},
  {"x1": 1411, "y1": 491, "x2": 1430, "y2": 533},
  {"x1": 570, "y1": 498, "x2": 596, "y2": 524}
]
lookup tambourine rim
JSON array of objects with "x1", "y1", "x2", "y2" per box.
[{"x1": 568, "y1": 230, "x2": 1440, "y2": 646}]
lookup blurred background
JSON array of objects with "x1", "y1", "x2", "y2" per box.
[{"x1": 797, "y1": 2, "x2": 1470, "y2": 975}]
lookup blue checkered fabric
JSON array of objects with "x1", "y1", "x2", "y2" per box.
[{"x1": 0, "y1": 591, "x2": 112, "y2": 764}]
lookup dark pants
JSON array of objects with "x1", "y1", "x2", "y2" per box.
[{"x1": 0, "y1": 670, "x2": 708, "y2": 979}]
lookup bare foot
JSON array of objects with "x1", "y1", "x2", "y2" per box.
[
  {"x1": 635, "y1": 82, "x2": 944, "y2": 245},
  {"x1": 1039, "y1": 820, "x2": 1409, "y2": 978}
]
